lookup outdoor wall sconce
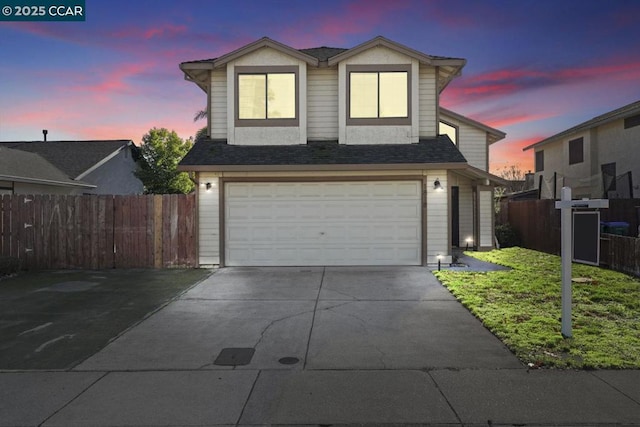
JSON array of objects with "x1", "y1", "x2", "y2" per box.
[
  {"x1": 434, "y1": 178, "x2": 443, "y2": 191},
  {"x1": 205, "y1": 182, "x2": 212, "y2": 191}
]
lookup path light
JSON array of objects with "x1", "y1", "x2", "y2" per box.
[
  {"x1": 434, "y1": 178, "x2": 443, "y2": 191},
  {"x1": 436, "y1": 254, "x2": 443, "y2": 271},
  {"x1": 465, "y1": 237, "x2": 473, "y2": 251}
]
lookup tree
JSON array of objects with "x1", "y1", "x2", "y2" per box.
[
  {"x1": 135, "y1": 128, "x2": 194, "y2": 194},
  {"x1": 194, "y1": 108, "x2": 207, "y2": 142},
  {"x1": 494, "y1": 164, "x2": 526, "y2": 214}
]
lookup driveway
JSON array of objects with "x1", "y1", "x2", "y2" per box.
[
  {"x1": 0, "y1": 269, "x2": 211, "y2": 370},
  {"x1": 76, "y1": 266, "x2": 521, "y2": 371}
]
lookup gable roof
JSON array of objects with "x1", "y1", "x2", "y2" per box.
[
  {"x1": 180, "y1": 36, "x2": 466, "y2": 92},
  {"x1": 440, "y1": 107, "x2": 506, "y2": 144},
  {"x1": 0, "y1": 140, "x2": 135, "y2": 179},
  {"x1": 178, "y1": 136, "x2": 467, "y2": 172},
  {"x1": 0, "y1": 147, "x2": 94, "y2": 189},
  {"x1": 523, "y1": 99, "x2": 640, "y2": 151}
]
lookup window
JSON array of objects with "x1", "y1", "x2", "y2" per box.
[
  {"x1": 235, "y1": 66, "x2": 298, "y2": 127},
  {"x1": 347, "y1": 65, "x2": 410, "y2": 125},
  {"x1": 535, "y1": 150, "x2": 544, "y2": 172},
  {"x1": 568, "y1": 137, "x2": 584, "y2": 165},
  {"x1": 439, "y1": 121, "x2": 458, "y2": 145},
  {"x1": 624, "y1": 113, "x2": 640, "y2": 129}
]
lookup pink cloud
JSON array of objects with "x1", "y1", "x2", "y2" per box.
[{"x1": 490, "y1": 136, "x2": 544, "y2": 174}]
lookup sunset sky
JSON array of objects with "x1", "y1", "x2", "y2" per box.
[{"x1": 1, "y1": 0, "x2": 639, "y2": 174}]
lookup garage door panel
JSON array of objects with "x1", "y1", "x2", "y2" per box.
[{"x1": 225, "y1": 181, "x2": 422, "y2": 266}]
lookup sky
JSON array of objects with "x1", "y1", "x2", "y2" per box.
[{"x1": 1, "y1": 0, "x2": 639, "y2": 174}]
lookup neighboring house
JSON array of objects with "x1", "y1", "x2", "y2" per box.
[
  {"x1": 0, "y1": 146, "x2": 94, "y2": 195},
  {"x1": 178, "y1": 36, "x2": 506, "y2": 267},
  {"x1": 523, "y1": 100, "x2": 640, "y2": 199},
  {"x1": 0, "y1": 140, "x2": 143, "y2": 195}
]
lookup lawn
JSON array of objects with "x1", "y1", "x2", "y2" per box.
[{"x1": 434, "y1": 247, "x2": 640, "y2": 369}]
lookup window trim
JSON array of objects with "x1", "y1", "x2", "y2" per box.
[
  {"x1": 535, "y1": 150, "x2": 544, "y2": 172},
  {"x1": 568, "y1": 137, "x2": 584, "y2": 165},
  {"x1": 234, "y1": 65, "x2": 299, "y2": 127},
  {"x1": 346, "y1": 64, "x2": 411, "y2": 126}
]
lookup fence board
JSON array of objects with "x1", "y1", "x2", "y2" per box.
[
  {"x1": 0, "y1": 194, "x2": 196, "y2": 270},
  {"x1": 501, "y1": 198, "x2": 640, "y2": 276}
]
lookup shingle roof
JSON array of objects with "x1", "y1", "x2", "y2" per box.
[
  {"x1": 298, "y1": 47, "x2": 349, "y2": 62},
  {"x1": 179, "y1": 136, "x2": 466, "y2": 169},
  {"x1": 0, "y1": 147, "x2": 93, "y2": 188},
  {"x1": 0, "y1": 140, "x2": 133, "y2": 179}
]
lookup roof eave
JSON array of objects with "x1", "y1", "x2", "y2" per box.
[
  {"x1": 0, "y1": 174, "x2": 96, "y2": 189},
  {"x1": 177, "y1": 162, "x2": 467, "y2": 173}
]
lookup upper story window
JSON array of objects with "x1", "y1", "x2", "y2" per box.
[
  {"x1": 535, "y1": 150, "x2": 544, "y2": 172},
  {"x1": 235, "y1": 66, "x2": 298, "y2": 127},
  {"x1": 347, "y1": 64, "x2": 411, "y2": 126},
  {"x1": 624, "y1": 113, "x2": 640, "y2": 129},
  {"x1": 568, "y1": 137, "x2": 584, "y2": 165},
  {"x1": 439, "y1": 121, "x2": 458, "y2": 145}
]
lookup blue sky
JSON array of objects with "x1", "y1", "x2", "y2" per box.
[{"x1": 1, "y1": 0, "x2": 639, "y2": 172}]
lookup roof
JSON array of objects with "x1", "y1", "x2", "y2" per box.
[
  {"x1": 440, "y1": 107, "x2": 506, "y2": 144},
  {"x1": 0, "y1": 140, "x2": 134, "y2": 179},
  {"x1": 178, "y1": 136, "x2": 467, "y2": 172},
  {"x1": 523, "y1": 99, "x2": 640, "y2": 151},
  {"x1": 180, "y1": 36, "x2": 466, "y2": 92},
  {"x1": 0, "y1": 147, "x2": 94, "y2": 189}
]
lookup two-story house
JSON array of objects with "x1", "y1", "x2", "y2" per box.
[
  {"x1": 178, "y1": 36, "x2": 505, "y2": 267},
  {"x1": 523, "y1": 100, "x2": 640, "y2": 199}
]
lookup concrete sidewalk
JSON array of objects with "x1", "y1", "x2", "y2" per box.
[{"x1": 1, "y1": 266, "x2": 639, "y2": 426}]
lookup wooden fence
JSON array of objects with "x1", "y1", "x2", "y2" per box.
[
  {"x1": 499, "y1": 198, "x2": 640, "y2": 276},
  {"x1": 0, "y1": 194, "x2": 196, "y2": 270}
]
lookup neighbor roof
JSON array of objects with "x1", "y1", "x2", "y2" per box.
[
  {"x1": 178, "y1": 136, "x2": 467, "y2": 172},
  {"x1": 0, "y1": 147, "x2": 94, "y2": 189},
  {"x1": 522, "y1": 99, "x2": 640, "y2": 151},
  {"x1": 0, "y1": 140, "x2": 134, "y2": 179}
]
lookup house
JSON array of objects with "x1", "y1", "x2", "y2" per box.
[
  {"x1": 523, "y1": 100, "x2": 640, "y2": 199},
  {"x1": 178, "y1": 36, "x2": 506, "y2": 267},
  {"x1": 0, "y1": 146, "x2": 95, "y2": 195},
  {"x1": 0, "y1": 140, "x2": 143, "y2": 195}
]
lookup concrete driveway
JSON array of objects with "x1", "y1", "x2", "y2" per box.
[
  {"x1": 4, "y1": 267, "x2": 640, "y2": 426},
  {"x1": 76, "y1": 266, "x2": 521, "y2": 371}
]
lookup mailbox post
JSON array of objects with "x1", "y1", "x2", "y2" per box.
[{"x1": 554, "y1": 187, "x2": 608, "y2": 338}]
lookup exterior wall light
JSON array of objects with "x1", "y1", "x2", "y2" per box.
[
  {"x1": 434, "y1": 178, "x2": 443, "y2": 191},
  {"x1": 205, "y1": 182, "x2": 212, "y2": 191}
]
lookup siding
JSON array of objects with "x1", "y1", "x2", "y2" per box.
[
  {"x1": 426, "y1": 170, "x2": 449, "y2": 263},
  {"x1": 210, "y1": 70, "x2": 227, "y2": 140},
  {"x1": 440, "y1": 113, "x2": 488, "y2": 170},
  {"x1": 198, "y1": 173, "x2": 220, "y2": 265},
  {"x1": 479, "y1": 189, "x2": 493, "y2": 247},
  {"x1": 307, "y1": 68, "x2": 339, "y2": 140},
  {"x1": 419, "y1": 66, "x2": 437, "y2": 138},
  {"x1": 457, "y1": 179, "x2": 474, "y2": 244}
]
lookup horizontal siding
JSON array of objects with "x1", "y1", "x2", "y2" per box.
[
  {"x1": 440, "y1": 113, "x2": 487, "y2": 171},
  {"x1": 419, "y1": 67, "x2": 437, "y2": 138},
  {"x1": 211, "y1": 70, "x2": 227, "y2": 140},
  {"x1": 307, "y1": 68, "x2": 338, "y2": 140},
  {"x1": 426, "y1": 171, "x2": 449, "y2": 263},
  {"x1": 458, "y1": 181, "x2": 474, "y2": 245},
  {"x1": 479, "y1": 190, "x2": 493, "y2": 247},
  {"x1": 198, "y1": 174, "x2": 220, "y2": 265}
]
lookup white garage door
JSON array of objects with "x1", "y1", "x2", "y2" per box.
[{"x1": 224, "y1": 181, "x2": 422, "y2": 266}]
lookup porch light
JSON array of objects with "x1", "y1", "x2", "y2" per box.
[
  {"x1": 434, "y1": 178, "x2": 443, "y2": 191},
  {"x1": 205, "y1": 182, "x2": 212, "y2": 191}
]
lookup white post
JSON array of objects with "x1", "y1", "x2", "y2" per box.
[{"x1": 560, "y1": 187, "x2": 572, "y2": 338}]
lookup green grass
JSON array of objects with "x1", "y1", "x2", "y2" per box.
[{"x1": 434, "y1": 247, "x2": 640, "y2": 369}]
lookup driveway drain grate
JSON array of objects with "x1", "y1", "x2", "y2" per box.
[
  {"x1": 278, "y1": 357, "x2": 300, "y2": 365},
  {"x1": 214, "y1": 348, "x2": 255, "y2": 366}
]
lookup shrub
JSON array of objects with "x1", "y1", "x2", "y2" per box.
[{"x1": 495, "y1": 223, "x2": 521, "y2": 248}]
